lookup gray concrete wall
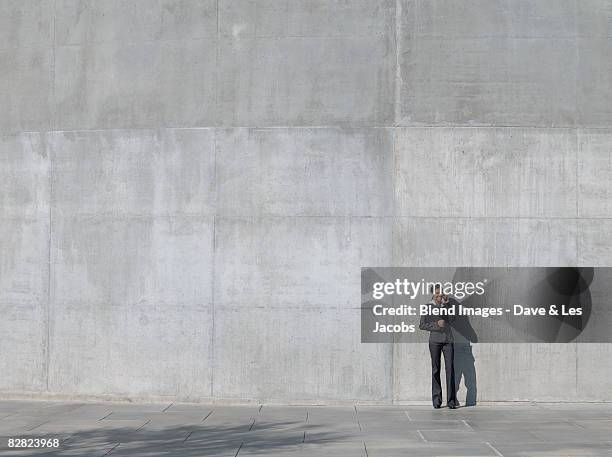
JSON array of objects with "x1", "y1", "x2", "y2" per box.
[{"x1": 1, "y1": 0, "x2": 611, "y2": 403}]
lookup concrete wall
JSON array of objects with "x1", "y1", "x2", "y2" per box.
[{"x1": 1, "y1": 0, "x2": 612, "y2": 403}]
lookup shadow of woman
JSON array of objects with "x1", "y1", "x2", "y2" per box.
[{"x1": 449, "y1": 298, "x2": 478, "y2": 406}]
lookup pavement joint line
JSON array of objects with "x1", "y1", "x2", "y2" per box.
[
  {"x1": 566, "y1": 419, "x2": 588, "y2": 429},
  {"x1": 162, "y1": 403, "x2": 173, "y2": 412},
  {"x1": 101, "y1": 442, "x2": 120, "y2": 457},
  {"x1": 183, "y1": 430, "x2": 193, "y2": 443},
  {"x1": 0, "y1": 412, "x2": 17, "y2": 421},
  {"x1": 419, "y1": 425, "x2": 474, "y2": 430},
  {"x1": 27, "y1": 420, "x2": 50, "y2": 431},
  {"x1": 248, "y1": 418, "x2": 255, "y2": 431},
  {"x1": 462, "y1": 419, "x2": 475, "y2": 430},
  {"x1": 530, "y1": 430, "x2": 547, "y2": 442},
  {"x1": 136, "y1": 419, "x2": 150, "y2": 431},
  {"x1": 354, "y1": 406, "x2": 362, "y2": 431},
  {"x1": 485, "y1": 441, "x2": 505, "y2": 457},
  {"x1": 234, "y1": 441, "x2": 244, "y2": 457},
  {"x1": 99, "y1": 412, "x2": 112, "y2": 421},
  {"x1": 202, "y1": 410, "x2": 213, "y2": 422},
  {"x1": 417, "y1": 429, "x2": 428, "y2": 442}
]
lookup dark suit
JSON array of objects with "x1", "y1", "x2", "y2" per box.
[{"x1": 419, "y1": 300, "x2": 459, "y2": 408}]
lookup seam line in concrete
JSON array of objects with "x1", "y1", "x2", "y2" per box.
[
  {"x1": 44, "y1": 0, "x2": 57, "y2": 395},
  {"x1": 394, "y1": 0, "x2": 402, "y2": 126},
  {"x1": 210, "y1": 126, "x2": 219, "y2": 399},
  {"x1": 101, "y1": 442, "x2": 120, "y2": 457},
  {"x1": 18, "y1": 214, "x2": 612, "y2": 221},
  {"x1": 485, "y1": 441, "x2": 505, "y2": 457},
  {"x1": 234, "y1": 442, "x2": 244, "y2": 457},
  {"x1": 45, "y1": 134, "x2": 52, "y2": 394},
  {"x1": 14, "y1": 125, "x2": 612, "y2": 134},
  {"x1": 390, "y1": 124, "x2": 397, "y2": 403},
  {"x1": 215, "y1": 0, "x2": 220, "y2": 127},
  {"x1": 51, "y1": 0, "x2": 57, "y2": 131},
  {"x1": 574, "y1": 0, "x2": 579, "y2": 129}
]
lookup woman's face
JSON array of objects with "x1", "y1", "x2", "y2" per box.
[{"x1": 432, "y1": 291, "x2": 442, "y2": 304}]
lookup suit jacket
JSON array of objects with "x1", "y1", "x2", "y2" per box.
[{"x1": 419, "y1": 299, "x2": 455, "y2": 343}]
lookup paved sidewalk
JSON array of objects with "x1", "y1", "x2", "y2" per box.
[{"x1": 1, "y1": 400, "x2": 611, "y2": 456}]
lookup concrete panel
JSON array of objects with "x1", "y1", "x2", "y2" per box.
[
  {"x1": 408, "y1": 0, "x2": 575, "y2": 39},
  {"x1": 576, "y1": 1, "x2": 612, "y2": 126},
  {"x1": 576, "y1": 344, "x2": 612, "y2": 401},
  {"x1": 218, "y1": 0, "x2": 395, "y2": 126},
  {"x1": 393, "y1": 217, "x2": 578, "y2": 267},
  {"x1": 394, "y1": 128, "x2": 577, "y2": 218},
  {"x1": 0, "y1": 218, "x2": 48, "y2": 392},
  {"x1": 471, "y1": 343, "x2": 578, "y2": 401},
  {"x1": 0, "y1": 45, "x2": 52, "y2": 132},
  {"x1": 577, "y1": 0, "x2": 612, "y2": 38},
  {"x1": 577, "y1": 37, "x2": 612, "y2": 127},
  {"x1": 219, "y1": 0, "x2": 395, "y2": 38},
  {"x1": 216, "y1": 128, "x2": 393, "y2": 216},
  {"x1": 578, "y1": 130, "x2": 612, "y2": 217},
  {"x1": 1, "y1": 0, "x2": 52, "y2": 132},
  {"x1": 0, "y1": 132, "x2": 48, "y2": 219},
  {"x1": 0, "y1": 132, "x2": 49, "y2": 392},
  {"x1": 212, "y1": 305, "x2": 391, "y2": 401},
  {"x1": 0, "y1": 0, "x2": 53, "y2": 50},
  {"x1": 159, "y1": 0, "x2": 217, "y2": 40},
  {"x1": 392, "y1": 344, "x2": 432, "y2": 402},
  {"x1": 394, "y1": 343, "x2": 578, "y2": 403},
  {"x1": 213, "y1": 215, "x2": 392, "y2": 401},
  {"x1": 577, "y1": 219, "x2": 612, "y2": 266},
  {"x1": 55, "y1": 0, "x2": 160, "y2": 45},
  {"x1": 49, "y1": 216, "x2": 214, "y2": 397},
  {"x1": 55, "y1": 0, "x2": 217, "y2": 44},
  {"x1": 215, "y1": 216, "x2": 392, "y2": 309},
  {"x1": 54, "y1": 41, "x2": 216, "y2": 130},
  {"x1": 49, "y1": 129, "x2": 216, "y2": 218},
  {"x1": 48, "y1": 300, "x2": 212, "y2": 399},
  {"x1": 51, "y1": 216, "x2": 214, "y2": 307},
  {"x1": 398, "y1": 0, "x2": 577, "y2": 126}
]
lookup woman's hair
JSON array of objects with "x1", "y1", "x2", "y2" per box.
[{"x1": 429, "y1": 283, "x2": 442, "y2": 294}]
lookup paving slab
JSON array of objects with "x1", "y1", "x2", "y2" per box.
[{"x1": 0, "y1": 401, "x2": 611, "y2": 456}]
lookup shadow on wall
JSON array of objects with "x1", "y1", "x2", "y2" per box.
[{"x1": 450, "y1": 298, "x2": 478, "y2": 407}]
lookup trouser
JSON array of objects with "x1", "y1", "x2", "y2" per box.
[{"x1": 429, "y1": 341, "x2": 458, "y2": 407}]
